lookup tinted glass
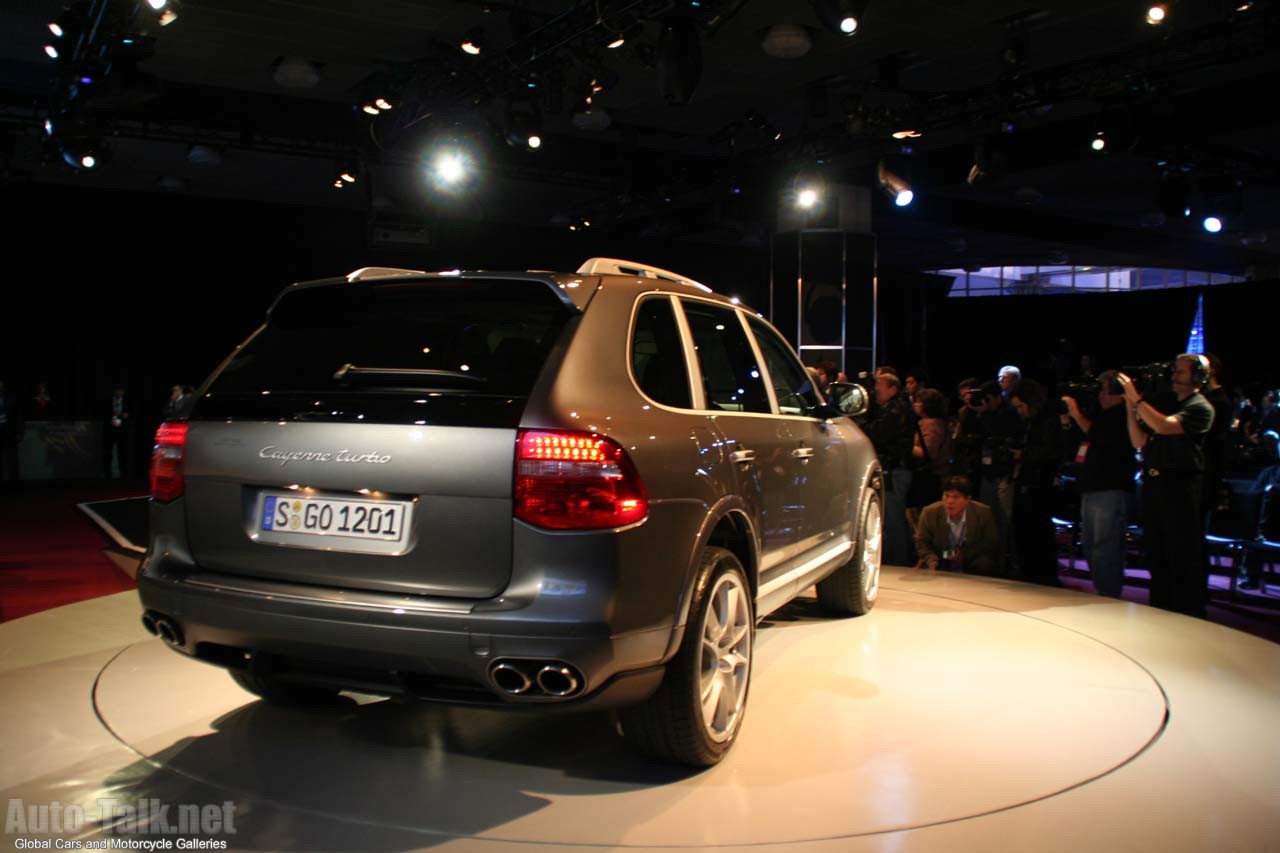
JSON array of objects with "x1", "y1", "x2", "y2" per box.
[
  {"x1": 631, "y1": 297, "x2": 691, "y2": 409},
  {"x1": 682, "y1": 301, "x2": 769, "y2": 414},
  {"x1": 205, "y1": 278, "x2": 573, "y2": 400},
  {"x1": 749, "y1": 318, "x2": 820, "y2": 415}
]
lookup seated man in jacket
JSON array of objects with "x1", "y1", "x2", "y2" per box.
[{"x1": 914, "y1": 476, "x2": 1002, "y2": 575}]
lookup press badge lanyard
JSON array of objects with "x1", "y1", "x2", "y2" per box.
[{"x1": 948, "y1": 514, "x2": 966, "y2": 553}]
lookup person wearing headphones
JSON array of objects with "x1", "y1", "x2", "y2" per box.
[{"x1": 1116, "y1": 355, "x2": 1215, "y2": 618}]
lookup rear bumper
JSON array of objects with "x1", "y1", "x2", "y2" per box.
[{"x1": 137, "y1": 559, "x2": 673, "y2": 710}]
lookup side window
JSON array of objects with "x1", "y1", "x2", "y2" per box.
[
  {"x1": 631, "y1": 297, "x2": 691, "y2": 409},
  {"x1": 749, "y1": 318, "x2": 821, "y2": 416},
  {"x1": 681, "y1": 300, "x2": 770, "y2": 414}
]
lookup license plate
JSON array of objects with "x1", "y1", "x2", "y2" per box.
[{"x1": 259, "y1": 493, "x2": 410, "y2": 544}]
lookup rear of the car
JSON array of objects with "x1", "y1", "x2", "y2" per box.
[{"x1": 137, "y1": 270, "x2": 676, "y2": 708}]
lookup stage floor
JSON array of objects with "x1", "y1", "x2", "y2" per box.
[{"x1": 1, "y1": 567, "x2": 1277, "y2": 852}]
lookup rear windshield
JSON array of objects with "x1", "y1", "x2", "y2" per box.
[{"x1": 205, "y1": 278, "x2": 574, "y2": 399}]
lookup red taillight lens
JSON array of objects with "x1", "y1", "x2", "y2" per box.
[
  {"x1": 150, "y1": 421, "x2": 188, "y2": 503},
  {"x1": 514, "y1": 430, "x2": 648, "y2": 530}
]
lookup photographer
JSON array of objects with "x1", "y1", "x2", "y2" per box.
[
  {"x1": 914, "y1": 475, "x2": 1001, "y2": 575},
  {"x1": 1062, "y1": 371, "x2": 1136, "y2": 598},
  {"x1": 862, "y1": 372, "x2": 917, "y2": 566},
  {"x1": 977, "y1": 380, "x2": 1021, "y2": 570},
  {"x1": 1010, "y1": 379, "x2": 1064, "y2": 586},
  {"x1": 1117, "y1": 355, "x2": 1215, "y2": 618},
  {"x1": 952, "y1": 377, "x2": 983, "y2": 481}
]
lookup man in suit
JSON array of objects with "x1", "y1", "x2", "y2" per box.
[
  {"x1": 104, "y1": 385, "x2": 132, "y2": 478},
  {"x1": 914, "y1": 475, "x2": 1002, "y2": 575}
]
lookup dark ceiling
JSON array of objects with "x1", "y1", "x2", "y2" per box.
[{"x1": 2, "y1": 0, "x2": 1279, "y2": 273}]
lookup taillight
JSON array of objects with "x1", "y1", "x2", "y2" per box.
[
  {"x1": 150, "y1": 422, "x2": 188, "y2": 503},
  {"x1": 514, "y1": 430, "x2": 648, "y2": 530}
]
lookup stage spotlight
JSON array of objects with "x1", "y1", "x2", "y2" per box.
[
  {"x1": 1091, "y1": 132, "x2": 1106, "y2": 152},
  {"x1": 460, "y1": 27, "x2": 484, "y2": 55},
  {"x1": 45, "y1": 45, "x2": 60, "y2": 59},
  {"x1": 426, "y1": 146, "x2": 477, "y2": 194},
  {"x1": 339, "y1": 170, "x2": 356, "y2": 183},
  {"x1": 1202, "y1": 216, "x2": 1223, "y2": 233},
  {"x1": 144, "y1": 0, "x2": 179, "y2": 26},
  {"x1": 1145, "y1": 4, "x2": 1168, "y2": 25},
  {"x1": 435, "y1": 153, "x2": 465, "y2": 183},
  {"x1": 797, "y1": 187, "x2": 820, "y2": 209},
  {"x1": 877, "y1": 161, "x2": 913, "y2": 207},
  {"x1": 375, "y1": 98, "x2": 393, "y2": 111},
  {"x1": 60, "y1": 139, "x2": 109, "y2": 170},
  {"x1": 48, "y1": 22, "x2": 64, "y2": 37},
  {"x1": 812, "y1": 0, "x2": 870, "y2": 36},
  {"x1": 505, "y1": 102, "x2": 544, "y2": 150}
]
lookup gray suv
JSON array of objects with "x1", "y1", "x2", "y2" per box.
[{"x1": 139, "y1": 258, "x2": 882, "y2": 766}]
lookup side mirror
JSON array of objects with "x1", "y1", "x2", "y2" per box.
[{"x1": 825, "y1": 382, "x2": 870, "y2": 417}]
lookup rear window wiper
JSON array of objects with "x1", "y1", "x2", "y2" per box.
[{"x1": 332, "y1": 363, "x2": 486, "y2": 385}]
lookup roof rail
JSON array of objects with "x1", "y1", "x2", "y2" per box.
[
  {"x1": 576, "y1": 257, "x2": 712, "y2": 293},
  {"x1": 346, "y1": 266, "x2": 426, "y2": 282}
]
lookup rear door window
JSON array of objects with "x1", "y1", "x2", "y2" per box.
[
  {"x1": 681, "y1": 300, "x2": 770, "y2": 414},
  {"x1": 748, "y1": 318, "x2": 821, "y2": 416},
  {"x1": 631, "y1": 297, "x2": 691, "y2": 409},
  {"x1": 206, "y1": 278, "x2": 573, "y2": 400}
]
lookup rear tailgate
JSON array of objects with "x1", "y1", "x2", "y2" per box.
[
  {"x1": 183, "y1": 419, "x2": 516, "y2": 597},
  {"x1": 178, "y1": 273, "x2": 577, "y2": 598}
]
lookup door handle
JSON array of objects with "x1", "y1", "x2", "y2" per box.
[
  {"x1": 730, "y1": 448, "x2": 756, "y2": 464},
  {"x1": 791, "y1": 447, "x2": 815, "y2": 460}
]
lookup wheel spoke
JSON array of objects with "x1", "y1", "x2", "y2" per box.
[
  {"x1": 722, "y1": 584, "x2": 741, "y2": 636},
  {"x1": 701, "y1": 671, "x2": 724, "y2": 724},
  {"x1": 704, "y1": 605, "x2": 726, "y2": 646},
  {"x1": 725, "y1": 621, "x2": 750, "y2": 649}
]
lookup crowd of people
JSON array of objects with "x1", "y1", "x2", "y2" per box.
[{"x1": 812, "y1": 354, "x2": 1280, "y2": 618}]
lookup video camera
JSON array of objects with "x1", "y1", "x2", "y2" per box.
[{"x1": 1119, "y1": 361, "x2": 1176, "y2": 396}]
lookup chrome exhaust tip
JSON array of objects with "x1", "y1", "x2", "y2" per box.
[
  {"x1": 141, "y1": 613, "x2": 158, "y2": 635},
  {"x1": 153, "y1": 617, "x2": 184, "y2": 648},
  {"x1": 490, "y1": 662, "x2": 533, "y2": 694},
  {"x1": 536, "y1": 664, "x2": 580, "y2": 697}
]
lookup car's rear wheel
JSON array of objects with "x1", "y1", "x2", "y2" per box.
[
  {"x1": 230, "y1": 670, "x2": 341, "y2": 706},
  {"x1": 620, "y1": 546, "x2": 753, "y2": 767},
  {"x1": 816, "y1": 488, "x2": 883, "y2": 616}
]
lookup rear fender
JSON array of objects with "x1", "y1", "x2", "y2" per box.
[{"x1": 660, "y1": 496, "x2": 760, "y2": 661}]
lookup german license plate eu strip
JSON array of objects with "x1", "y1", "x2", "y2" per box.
[{"x1": 260, "y1": 494, "x2": 410, "y2": 543}]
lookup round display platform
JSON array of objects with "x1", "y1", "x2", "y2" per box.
[{"x1": 4, "y1": 567, "x2": 1277, "y2": 852}]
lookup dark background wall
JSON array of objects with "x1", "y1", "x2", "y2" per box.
[{"x1": 2, "y1": 183, "x2": 1272, "y2": 434}]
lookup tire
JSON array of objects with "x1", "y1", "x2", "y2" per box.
[
  {"x1": 816, "y1": 488, "x2": 883, "y2": 616},
  {"x1": 620, "y1": 546, "x2": 754, "y2": 767},
  {"x1": 230, "y1": 669, "x2": 341, "y2": 706}
]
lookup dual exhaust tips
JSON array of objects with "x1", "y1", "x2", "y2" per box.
[
  {"x1": 141, "y1": 611, "x2": 184, "y2": 648},
  {"x1": 489, "y1": 659, "x2": 583, "y2": 698}
]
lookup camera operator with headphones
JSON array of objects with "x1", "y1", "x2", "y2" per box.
[{"x1": 1116, "y1": 354, "x2": 1215, "y2": 618}]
